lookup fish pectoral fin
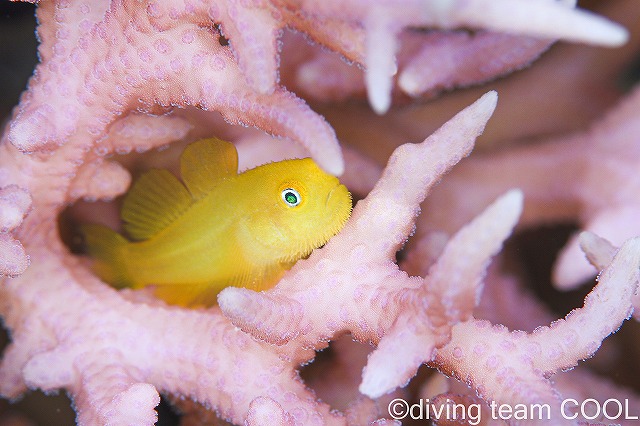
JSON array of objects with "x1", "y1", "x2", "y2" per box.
[
  {"x1": 279, "y1": 259, "x2": 298, "y2": 271},
  {"x1": 148, "y1": 256, "x2": 291, "y2": 308},
  {"x1": 180, "y1": 138, "x2": 239, "y2": 199},
  {"x1": 228, "y1": 261, "x2": 287, "y2": 292},
  {"x1": 121, "y1": 169, "x2": 193, "y2": 241},
  {"x1": 152, "y1": 283, "x2": 219, "y2": 308}
]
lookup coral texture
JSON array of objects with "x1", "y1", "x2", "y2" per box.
[
  {"x1": 2, "y1": 0, "x2": 640, "y2": 425},
  {"x1": 419, "y1": 83, "x2": 640, "y2": 290}
]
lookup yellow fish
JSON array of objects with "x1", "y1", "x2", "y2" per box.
[{"x1": 83, "y1": 138, "x2": 352, "y2": 307}]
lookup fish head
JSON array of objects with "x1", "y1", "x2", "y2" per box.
[{"x1": 242, "y1": 158, "x2": 352, "y2": 259}]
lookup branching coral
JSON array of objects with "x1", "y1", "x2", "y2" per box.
[
  {"x1": 2, "y1": 0, "x2": 640, "y2": 425},
  {"x1": 281, "y1": 0, "x2": 628, "y2": 113},
  {"x1": 0, "y1": 89, "x2": 510, "y2": 424},
  {"x1": 220, "y1": 96, "x2": 640, "y2": 424},
  {"x1": 418, "y1": 82, "x2": 640, "y2": 290}
]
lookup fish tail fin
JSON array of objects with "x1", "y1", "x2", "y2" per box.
[{"x1": 82, "y1": 224, "x2": 132, "y2": 288}]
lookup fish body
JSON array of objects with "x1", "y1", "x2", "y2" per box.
[{"x1": 83, "y1": 138, "x2": 352, "y2": 307}]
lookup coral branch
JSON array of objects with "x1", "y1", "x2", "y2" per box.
[
  {"x1": 0, "y1": 186, "x2": 31, "y2": 277},
  {"x1": 420, "y1": 83, "x2": 640, "y2": 290},
  {"x1": 1, "y1": 248, "x2": 342, "y2": 424},
  {"x1": 7, "y1": 0, "x2": 343, "y2": 174},
  {"x1": 529, "y1": 241, "x2": 639, "y2": 372},
  {"x1": 100, "y1": 114, "x2": 192, "y2": 155},
  {"x1": 398, "y1": 31, "x2": 552, "y2": 98},
  {"x1": 438, "y1": 0, "x2": 628, "y2": 46},
  {"x1": 360, "y1": 190, "x2": 523, "y2": 399},
  {"x1": 434, "y1": 237, "x2": 640, "y2": 424},
  {"x1": 69, "y1": 160, "x2": 131, "y2": 201},
  {"x1": 290, "y1": 0, "x2": 627, "y2": 111}
]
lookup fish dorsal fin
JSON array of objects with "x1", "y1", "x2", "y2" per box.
[
  {"x1": 121, "y1": 169, "x2": 193, "y2": 241},
  {"x1": 180, "y1": 138, "x2": 238, "y2": 199}
]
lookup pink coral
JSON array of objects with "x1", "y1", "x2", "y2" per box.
[
  {"x1": 2, "y1": 0, "x2": 640, "y2": 425},
  {"x1": 419, "y1": 82, "x2": 640, "y2": 290}
]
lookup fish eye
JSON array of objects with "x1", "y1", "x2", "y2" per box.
[{"x1": 281, "y1": 188, "x2": 301, "y2": 207}]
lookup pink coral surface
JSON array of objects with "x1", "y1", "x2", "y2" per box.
[{"x1": 2, "y1": 0, "x2": 640, "y2": 425}]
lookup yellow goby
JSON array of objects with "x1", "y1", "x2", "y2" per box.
[{"x1": 83, "y1": 138, "x2": 352, "y2": 307}]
